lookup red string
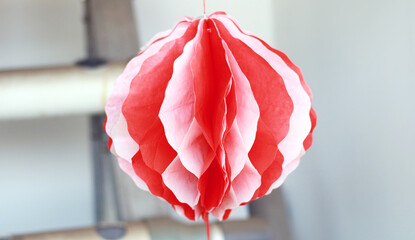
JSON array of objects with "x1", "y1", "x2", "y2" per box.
[
  {"x1": 203, "y1": 212, "x2": 210, "y2": 240},
  {"x1": 203, "y1": 0, "x2": 206, "y2": 15}
]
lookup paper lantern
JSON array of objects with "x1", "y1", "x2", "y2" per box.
[{"x1": 105, "y1": 11, "x2": 316, "y2": 230}]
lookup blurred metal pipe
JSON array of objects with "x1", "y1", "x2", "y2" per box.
[
  {"x1": 145, "y1": 218, "x2": 271, "y2": 240},
  {"x1": 3, "y1": 218, "x2": 273, "y2": 240},
  {"x1": 78, "y1": 0, "x2": 138, "y2": 64},
  {"x1": 5, "y1": 222, "x2": 151, "y2": 240},
  {"x1": 0, "y1": 63, "x2": 124, "y2": 120},
  {"x1": 77, "y1": 0, "x2": 106, "y2": 67},
  {"x1": 90, "y1": 114, "x2": 126, "y2": 239}
]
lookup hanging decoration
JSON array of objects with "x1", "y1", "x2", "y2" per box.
[{"x1": 104, "y1": 8, "x2": 316, "y2": 239}]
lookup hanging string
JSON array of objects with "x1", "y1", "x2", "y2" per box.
[
  {"x1": 203, "y1": 0, "x2": 207, "y2": 19},
  {"x1": 203, "y1": 212, "x2": 210, "y2": 240}
]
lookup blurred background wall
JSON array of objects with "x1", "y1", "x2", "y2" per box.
[
  {"x1": 0, "y1": 0, "x2": 414, "y2": 239},
  {"x1": 276, "y1": 1, "x2": 415, "y2": 240},
  {"x1": 0, "y1": 0, "x2": 85, "y2": 70},
  {"x1": 0, "y1": 116, "x2": 94, "y2": 234}
]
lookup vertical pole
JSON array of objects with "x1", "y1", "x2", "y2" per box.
[
  {"x1": 78, "y1": 0, "x2": 106, "y2": 67},
  {"x1": 90, "y1": 114, "x2": 125, "y2": 239}
]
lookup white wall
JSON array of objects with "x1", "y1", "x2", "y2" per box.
[
  {"x1": 0, "y1": 116, "x2": 94, "y2": 235},
  {"x1": 276, "y1": 0, "x2": 415, "y2": 240},
  {"x1": 0, "y1": 0, "x2": 85, "y2": 70},
  {"x1": 132, "y1": 0, "x2": 275, "y2": 47}
]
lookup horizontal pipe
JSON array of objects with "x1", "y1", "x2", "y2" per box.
[
  {"x1": 6, "y1": 222, "x2": 150, "y2": 240},
  {"x1": 0, "y1": 63, "x2": 124, "y2": 120},
  {"x1": 3, "y1": 218, "x2": 271, "y2": 240}
]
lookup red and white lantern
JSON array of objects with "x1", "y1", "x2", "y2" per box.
[{"x1": 105, "y1": 11, "x2": 316, "y2": 225}]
